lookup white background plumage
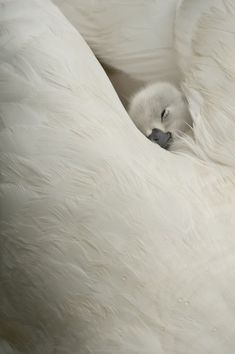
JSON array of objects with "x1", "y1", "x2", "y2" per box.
[{"x1": 1, "y1": 0, "x2": 235, "y2": 353}]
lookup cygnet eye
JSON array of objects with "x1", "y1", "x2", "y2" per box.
[{"x1": 161, "y1": 109, "x2": 169, "y2": 122}]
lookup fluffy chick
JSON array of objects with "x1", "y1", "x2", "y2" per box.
[{"x1": 128, "y1": 82, "x2": 192, "y2": 149}]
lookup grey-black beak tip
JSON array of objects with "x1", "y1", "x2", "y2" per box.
[{"x1": 148, "y1": 129, "x2": 172, "y2": 149}]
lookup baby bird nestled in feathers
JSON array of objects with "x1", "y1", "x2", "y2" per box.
[{"x1": 128, "y1": 82, "x2": 192, "y2": 150}]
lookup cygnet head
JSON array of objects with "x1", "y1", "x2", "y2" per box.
[{"x1": 128, "y1": 82, "x2": 192, "y2": 149}]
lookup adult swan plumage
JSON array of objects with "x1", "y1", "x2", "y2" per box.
[{"x1": 1, "y1": 0, "x2": 235, "y2": 353}]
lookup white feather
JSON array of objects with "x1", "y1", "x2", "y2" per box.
[
  {"x1": 0, "y1": 1, "x2": 235, "y2": 354},
  {"x1": 53, "y1": 0, "x2": 180, "y2": 104}
]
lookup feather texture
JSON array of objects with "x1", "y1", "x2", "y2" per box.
[
  {"x1": 0, "y1": 1, "x2": 235, "y2": 353},
  {"x1": 53, "y1": 0, "x2": 180, "y2": 104}
]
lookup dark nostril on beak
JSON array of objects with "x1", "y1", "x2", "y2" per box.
[{"x1": 167, "y1": 132, "x2": 172, "y2": 139}]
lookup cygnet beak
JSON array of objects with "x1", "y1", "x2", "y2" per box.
[{"x1": 148, "y1": 129, "x2": 172, "y2": 149}]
